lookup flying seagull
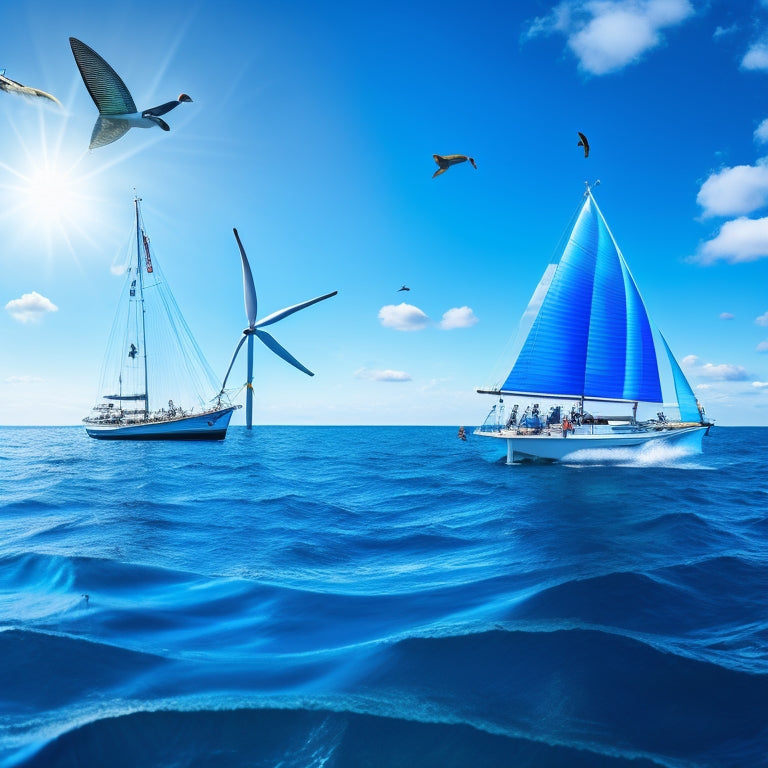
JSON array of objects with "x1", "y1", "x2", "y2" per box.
[
  {"x1": 69, "y1": 37, "x2": 193, "y2": 150},
  {"x1": 0, "y1": 69, "x2": 61, "y2": 105},
  {"x1": 397, "y1": 285, "x2": 410, "y2": 292},
  {"x1": 577, "y1": 132, "x2": 590, "y2": 158},
  {"x1": 432, "y1": 154, "x2": 477, "y2": 178},
  {"x1": 219, "y1": 228, "x2": 338, "y2": 429}
]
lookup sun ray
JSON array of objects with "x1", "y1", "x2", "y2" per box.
[{"x1": 0, "y1": 105, "x2": 107, "y2": 270}]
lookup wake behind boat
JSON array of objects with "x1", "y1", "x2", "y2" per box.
[
  {"x1": 476, "y1": 183, "x2": 712, "y2": 463},
  {"x1": 84, "y1": 197, "x2": 239, "y2": 440}
]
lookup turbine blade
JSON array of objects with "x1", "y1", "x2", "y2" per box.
[
  {"x1": 220, "y1": 334, "x2": 248, "y2": 392},
  {"x1": 254, "y1": 291, "x2": 338, "y2": 328},
  {"x1": 233, "y1": 228, "x2": 257, "y2": 328},
  {"x1": 254, "y1": 329, "x2": 314, "y2": 376}
]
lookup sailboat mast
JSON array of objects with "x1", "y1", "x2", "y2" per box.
[{"x1": 134, "y1": 196, "x2": 150, "y2": 416}]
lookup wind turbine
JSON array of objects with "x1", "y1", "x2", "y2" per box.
[{"x1": 219, "y1": 228, "x2": 337, "y2": 429}]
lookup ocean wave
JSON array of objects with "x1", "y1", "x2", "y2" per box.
[
  {"x1": 7, "y1": 705, "x2": 672, "y2": 768},
  {"x1": 1, "y1": 427, "x2": 766, "y2": 768},
  {"x1": 7, "y1": 626, "x2": 766, "y2": 768}
]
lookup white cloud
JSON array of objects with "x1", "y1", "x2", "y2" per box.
[
  {"x1": 713, "y1": 24, "x2": 738, "y2": 40},
  {"x1": 757, "y1": 340, "x2": 768, "y2": 352},
  {"x1": 378, "y1": 303, "x2": 429, "y2": 332},
  {"x1": 694, "y1": 216, "x2": 768, "y2": 264},
  {"x1": 682, "y1": 355, "x2": 750, "y2": 381},
  {"x1": 753, "y1": 380, "x2": 768, "y2": 388},
  {"x1": 354, "y1": 367, "x2": 412, "y2": 382},
  {"x1": 696, "y1": 161, "x2": 768, "y2": 218},
  {"x1": 526, "y1": 0, "x2": 694, "y2": 75},
  {"x1": 755, "y1": 312, "x2": 768, "y2": 326},
  {"x1": 378, "y1": 303, "x2": 478, "y2": 331},
  {"x1": 438, "y1": 306, "x2": 478, "y2": 330},
  {"x1": 719, "y1": 312, "x2": 735, "y2": 320},
  {"x1": 742, "y1": 41, "x2": 768, "y2": 71},
  {"x1": 4, "y1": 375, "x2": 43, "y2": 384},
  {"x1": 754, "y1": 119, "x2": 768, "y2": 145},
  {"x1": 4, "y1": 291, "x2": 59, "y2": 323}
]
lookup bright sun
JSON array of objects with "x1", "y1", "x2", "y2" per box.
[
  {"x1": 0, "y1": 149, "x2": 99, "y2": 261},
  {"x1": 0, "y1": 107, "x2": 110, "y2": 264},
  {"x1": 25, "y1": 165, "x2": 79, "y2": 221}
]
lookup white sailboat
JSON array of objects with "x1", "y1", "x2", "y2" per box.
[
  {"x1": 84, "y1": 196, "x2": 239, "y2": 440},
  {"x1": 475, "y1": 183, "x2": 712, "y2": 463}
]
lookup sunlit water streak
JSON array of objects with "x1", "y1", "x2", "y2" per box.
[{"x1": 0, "y1": 426, "x2": 766, "y2": 768}]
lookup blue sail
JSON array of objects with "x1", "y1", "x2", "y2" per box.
[
  {"x1": 659, "y1": 333, "x2": 701, "y2": 421},
  {"x1": 501, "y1": 190, "x2": 663, "y2": 402}
]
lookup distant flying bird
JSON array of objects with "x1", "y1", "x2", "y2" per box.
[
  {"x1": 577, "y1": 132, "x2": 590, "y2": 158},
  {"x1": 69, "y1": 37, "x2": 193, "y2": 150},
  {"x1": 397, "y1": 285, "x2": 410, "y2": 292},
  {"x1": 0, "y1": 68, "x2": 61, "y2": 105},
  {"x1": 432, "y1": 154, "x2": 477, "y2": 178}
]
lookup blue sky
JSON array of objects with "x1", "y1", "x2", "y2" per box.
[{"x1": 1, "y1": 0, "x2": 767, "y2": 426}]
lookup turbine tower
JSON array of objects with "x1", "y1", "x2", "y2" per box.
[{"x1": 220, "y1": 228, "x2": 337, "y2": 429}]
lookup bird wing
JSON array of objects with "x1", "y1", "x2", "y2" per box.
[
  {"x1": 69, "y1": 37, "x2": 136, "y2": 115},
  {"x1": 0, "y1": 73, "x2": 61, "y2": 105},
  {"x1": 577, "y1": 132, "x2": 590, "y2": 157},
  {"x1": 432, "y1": 167, "x2": 448, "y2": 178},
  {"x1": 89, "y1": 116, "x2": 131, "y2": 150}
]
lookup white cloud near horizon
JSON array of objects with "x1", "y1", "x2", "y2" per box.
[
  {"x1": 755, "y1": 311, "x2": 768, "y2": 326},
  {"x1": 4, "y1": 375, "x2": 44, "y2": 384},
  {"x1": 4, "y1": 292, "x2": 59, "y2": 323},
  {"x1": 354, "y1": 367, "x2": 412, "y2": 382},
  {"x1": 757, "y1": 340, "x2": 768, "y2": 352},
  {"x1": 682, "y1": 354, "x2": 750, "y2": 381},
  {"x1": 526, "y1": 0, "x2": 694, "y2": 75},
  {"x1": 438, "y1": 306, "x2": 478, "y2": 330},
  {"x1": 753, "y1": 380, "x2": 768, "y2": 387},
  {"x1": 696, "y1": 161, "x2": 768, "y2": 218},
  {"x1": 719, "y1": 312, "x2": 735, "y2": 320}
]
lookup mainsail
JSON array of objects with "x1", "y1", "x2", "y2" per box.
[
  {"x1": 94, "y1": 198, "x2": 221, "y2": 416},
  {"x1": 495, "y1": 187, "x2": 696, "y2": 412}
]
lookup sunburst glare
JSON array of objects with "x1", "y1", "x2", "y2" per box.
[{"x1": 0, "y1": 109, "x2": 114, "y2": 267}]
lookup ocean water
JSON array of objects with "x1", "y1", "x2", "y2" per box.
[{"x1": 0, "y1": 425, "x2": 766, "y2": 768}]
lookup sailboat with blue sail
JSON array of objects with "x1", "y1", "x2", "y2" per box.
[{"x1": 476, "y1": 183, "x2": 712, "y2": 463}]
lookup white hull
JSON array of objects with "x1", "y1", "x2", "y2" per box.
[
  {"x1": 85, "y1": 406, "x2": 237, "y2": 441},
  {"x1": 477, "y1": 424, "x2": 708, "y2": 463}
]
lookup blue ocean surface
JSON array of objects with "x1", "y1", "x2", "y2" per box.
[{"x1": 0, "y1": 426, "x2": 766, "y2": 767}]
